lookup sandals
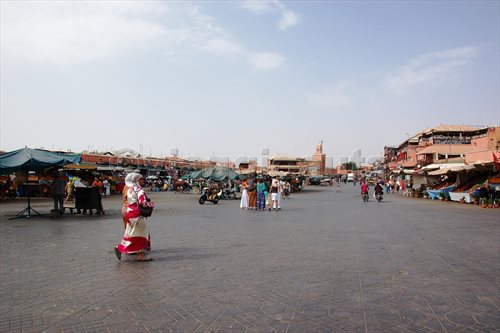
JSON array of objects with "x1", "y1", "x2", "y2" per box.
[
  {"x1": 114, "y1": 247, "x2": 122, "y2": 261},
  {"x1": 114, "y1": 248, "x2": 152, "y2": 261},
  {"x1": 137, "y1": 252, "x2": 153, "y2": 261}
]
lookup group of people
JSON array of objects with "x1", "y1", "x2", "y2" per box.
[
  {"x1": 58, "y1": 174, "x2": 109, "y2": 215},
  {"x1": 0, "y1": 174, "x2": 17, "y2": 199},
  {"x1": 384, "y1": 177, "x2": 408, "y2": 193},
  {"x1": 240, "y1": 176, "x2": 289, "y2": 211}
]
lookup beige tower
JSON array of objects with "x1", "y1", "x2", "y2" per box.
[{"x1": 312, "y1": 141, "x2": 326, "y2": 175}]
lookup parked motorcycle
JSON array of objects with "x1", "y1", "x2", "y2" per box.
[
  {"x1": 220, "y1": 188, "x2": 237, "y2": 200},
  {"x1": 361, "y1": 191, "x2": 369, "y2": 202},
  {"x1": 199, "y1": 187, "x2": 221, "y2": 204},
  {"x1": 6, "y1": 188, "x2": 17, "y2": 199}
]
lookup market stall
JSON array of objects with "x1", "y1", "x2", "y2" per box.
[
  {"x1": 449, "y1": 176, "x2": 486, "y2": 203},
  {"x1": 74, "y1": 187, "x2": 103, "y2": 214},
  {"x1": 425, "y1": 171, "x2": 456, "y2": 200},
  {"x1": 427, "y1": 183, "x2": 457, "y2": 200},
  {"x1": 0, "y1": 148, "x2": 81, "y2": 219}
]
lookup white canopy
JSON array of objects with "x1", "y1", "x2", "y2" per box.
[{"x1": 427, "y1": 164, "x2": 475, "y2": 175}]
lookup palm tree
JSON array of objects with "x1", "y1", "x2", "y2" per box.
[{"x1": 342, "y1": 162, "x2": 358, "y2": 171}]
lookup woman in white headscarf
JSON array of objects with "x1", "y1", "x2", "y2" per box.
[{"x1": 114, "y1": 173, "x2": 154, "y2": 261}]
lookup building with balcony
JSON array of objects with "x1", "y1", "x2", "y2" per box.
[
  {"x1": 384, "y1": 125, "x2": 500, "y2": 171},
  {"x1": 268, "y1": 155, "x2": 306, "y2": 175}
]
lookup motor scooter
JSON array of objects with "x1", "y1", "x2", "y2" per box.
[
  {"x1": 6, "y1": 188, "x2": 17, "y2": 199},
  {"x1": 199, "y1": 187, "x2": 221, "y2": 204},
  {"x1": 220, "y1": 187, "x2": 237, "y2": 200},
  {"x1": 375, "y1": 192, "x2": 383, "y2": 202},
  {"x1": 361, "y1": 191, "x2": 369, "y2": 202}
]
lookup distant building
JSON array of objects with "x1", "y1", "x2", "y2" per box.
[
  {"x1": 80, "y1": 151, "x2": 216, "y2": 172},
  {"x1": 383, "y1": 124, "x2": 500, "y2": 171},
  {"x1": 311, "y1": 141, "x2": 326, "y2": 175},
  {"x1": 351, "y1": 149, "x2": 363, "y2": 167},
  {"x1": 268, "y1": 155, "x2": 306, "y2": 174},
  {"x1": 237, "y1": 159, "x2": 257, "y2": 172},
  {"x1": 266, "y1": 142, "x2": 329, "y2": 176}
]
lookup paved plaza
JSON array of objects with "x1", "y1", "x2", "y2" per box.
[{"x1": 0, "y1": 185, "x2": 499, "y2": 332}]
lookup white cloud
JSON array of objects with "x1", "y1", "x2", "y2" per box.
[
  {"x1": 199, "y1": 38, "x2": 243, "y2": 56},
  {"x1": 2, "y1": 2, "x2": 283, "y2": 70},
  {"x1": 384, "y1": 46, "x2": 479, "y2": 95},
  {"x1": 2, "y1": 2, "x2": 167, "y2": 67},
  {"x1": 278, "y1": 10, "x2": 300, "y2": 31},
  {"x1": 308, "y1": 82, "x2": 353, "y2": 108},
  {"x1": 240, "y1": 0, "x2": 275, "y2": 14},
  {"x1": 249, "y1": 52, "x2": 285, "y2": 70},
  {"x1": 240, "y1": 0, "x2": 300, "y2": 31}
]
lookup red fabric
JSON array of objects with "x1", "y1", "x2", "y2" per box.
[
  {"x1": 117, "y1": 236, "x2": 148, "y2": 253},
  {"x1": 126, "y1": 203, "x2": 141, "y2": 220},
  {"x1": 493, "y1": 152, "x2": 500, "y2": 167},
  {"x1": 125, "y1": 186, "x2": 154, "y2": 220}
]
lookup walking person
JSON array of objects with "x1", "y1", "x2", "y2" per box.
[
  {"x1": 114, "y1": 173, "x2": 154, "y2": 261},
  {"x1": 385, "y1": 179, "x2": 391, "y2": 193},
  {"x1": 240, "y1": 178, "x2": 249, "y2": 209},
  {"x1": 121, "y1": 174, "x2": 152, "y2": 250}
]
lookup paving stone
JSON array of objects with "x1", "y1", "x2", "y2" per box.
[{"x1": 1, "y1": 187, "x2": 499, "y2": 332}]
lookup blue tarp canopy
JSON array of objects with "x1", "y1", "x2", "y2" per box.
[{"x1": 0, "y1": 148, "x2": 81, "y2": 175}]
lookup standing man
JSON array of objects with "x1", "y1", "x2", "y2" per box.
[
  {"x1": 269, "y1": 176, "x2": 280, "y2": 211},
  {"x1": 102, "y1": 177, "x2": 111, "y2": 197},
  {"x1": 92, "y1": 176, "x2": 104, "y2": 214},
  {"x1": 256, "y1": 178, "x2": 266, "y2": 211},
  {"x1": 52, "y1": 171, "x2": 67, "y2": 215}
]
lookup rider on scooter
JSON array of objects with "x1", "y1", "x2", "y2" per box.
[
  {"x1": 360, "y1": 181, "x2": 369, "y2": 198},
  {"x1": 207, "y1": 181, "x2": 219, "y2": 199},
  {"x1": 374, "y1": 182, "x2": 384, "y2": 201},
  {"x1": 282, "y1": 181, "x2": 291, "y2": 198}
]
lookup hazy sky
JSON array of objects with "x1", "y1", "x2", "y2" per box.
[{"x1": 1, "y1": 1, "x2": 499, "y2": 164}]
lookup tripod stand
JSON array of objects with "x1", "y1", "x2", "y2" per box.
[{"x1": 9, "y1": 181, "x2": 45, "y2": 220}]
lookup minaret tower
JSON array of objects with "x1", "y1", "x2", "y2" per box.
[{"x1": 312, "y1": 141, "x2": 326, "y2": 175}]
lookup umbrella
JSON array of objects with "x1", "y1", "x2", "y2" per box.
[
  {"x1": 0, "y1": 148, "x2": 81, "y2": 175},
  {"x1": 0, "y1": 148, "x2": 81, "y2": 219},
  {"x1": 183, "y1": 166, "x2": 239, "y2": 181}
]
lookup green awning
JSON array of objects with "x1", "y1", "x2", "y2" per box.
[
  {"x1": 0, "y1": 148, "x2": 81, "y2": 175},
  {"x1": 184, "y1": 166, "x2": 239, "y2": 181}
]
